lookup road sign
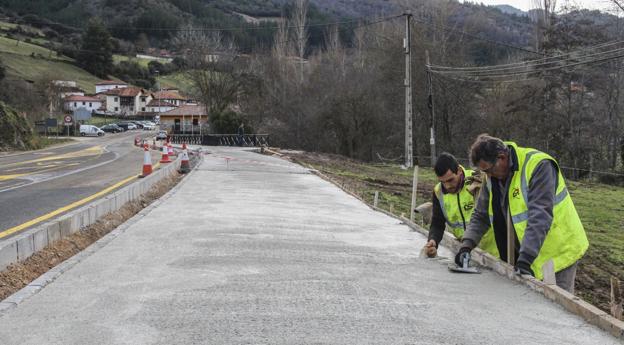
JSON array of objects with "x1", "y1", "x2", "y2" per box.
[
  {"x1": 64, "y1": 115, "x2": 73, "y2": 125},
  {"x1": 45, "y1": 118, "x2": 57, "y2": 127}
]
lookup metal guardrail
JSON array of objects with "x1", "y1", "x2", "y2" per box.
[{"x1": 169, "y1": 134, "x2": 269, "y2": 147}]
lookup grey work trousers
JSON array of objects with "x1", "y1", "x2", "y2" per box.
[{"x1": 555, "y1": 262, "x2": 578, "y2": 294}]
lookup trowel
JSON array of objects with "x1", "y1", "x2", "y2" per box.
[{"x1": 448, "y1": 252, "x2": 481, "y2": 274}]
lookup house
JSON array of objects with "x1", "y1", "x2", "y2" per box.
[
  {"x1": 146, "y1": 99, "x2": 177, "y2": 113},
  {"x1": 152, "y1": 89, "x2": 189, "y2": 106},
  {"x1": 58, "y1": 86, "x2": 85, "y2": 99},
  {"x1": 96, "y1": 80, "x2": 128, "y2": 94},
  {"x1": 63, "y1": 95, "x2": 102, "y2": 112},
  {"x1": 159, "y1": 104, "x2": 208, "y2": 134},
  {"x1": 105, "y1": 87, "x2": 152, "y2": 116}
]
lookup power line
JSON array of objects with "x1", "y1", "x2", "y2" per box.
[
  {"x1": 409, "y1": 15, "x2": 546, "y2": 57},
  {"x1": 429, "y1": 39, "x2": 624, "y2": 72},
  {"x1": 431, "y1": 46, "x2": 624, "y2": 77}
]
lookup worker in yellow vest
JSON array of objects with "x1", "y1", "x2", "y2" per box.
[
  {"x1": 455, "y1": 134, "x2": 588, "y2": 293},
  {"x1": 423, "y1": 153, "x2": 499, "y2": 259}
]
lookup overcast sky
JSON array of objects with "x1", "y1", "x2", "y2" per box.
[{"x1": 460, "y1": 0, "x2": 617, "y2": 12}]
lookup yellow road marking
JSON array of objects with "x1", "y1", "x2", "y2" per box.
[
  {"x1": 3, "y1": 146, "x2": 104, "y2": 167},
  {"x1": 0, "y1": 174, "x2": 138, "y2": 239},
  {"x1": 0, "y1": 163, "x2": 80, "y2": 181}
]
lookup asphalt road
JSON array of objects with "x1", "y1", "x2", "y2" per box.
[
  {"x1": 0, "y1": 130, "x2": 162, "y2": 240},
  {"x1": 0, "y1": 147, "x2": 618, "y2": 344}
]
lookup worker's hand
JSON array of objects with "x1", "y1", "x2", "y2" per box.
[
  {"x1": 454, "y1": 246, "x2": 471, "y2": 267},
  {"x1": 514, "y1": 260, "x2": 534, "y2": 277},
  {"x1": 423, "y1": 239, "x2": 437, "y2": 258}
]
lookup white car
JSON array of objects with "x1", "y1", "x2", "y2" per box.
[{"x1": 79, "y1": 125, "x2": 105, "y2": 137}]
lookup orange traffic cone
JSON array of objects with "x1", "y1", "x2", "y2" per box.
[
  {"x1": 168, "y1": 143, "x2": 175, "y2": 156},
  {"x1": 160, "y1": 143, "x2": 171, "y2": 163},
  {"x1": 139, "y1": 144, "x2": 152, "y2": 177},
  {"x1": 179, "y1": 143, "x2": 190, "y2": 174}
]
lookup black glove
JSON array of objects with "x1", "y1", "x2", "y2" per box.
[
  {"x1": 515, "y1": 260, "x2": 534, "y2": 277},
  {"x1": 454, "y1": 246, "x2": 472, "y2": 267}
]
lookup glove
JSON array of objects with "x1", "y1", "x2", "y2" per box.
[
  {"x1": 454, "y1": 246, "x2": 471, "y2": 267},
  {"x1": 515, "y1": 260, "x2": 534, "y2": 277},
  {"x1": 423, "y1": 239, "x2": 437, "y2": 258},
  {"x1": 465, "y1": 171, "x2": 485, "y2": 197}
]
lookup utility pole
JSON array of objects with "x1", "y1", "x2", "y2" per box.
[
  {"x1": 404, "y1": 12, "x2": 413, "y2": 168},
  {"x1": 425, "y1": 50, "x2": 436, "y2": 167}
]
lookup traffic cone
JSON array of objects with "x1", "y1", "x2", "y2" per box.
[
  {"x1": 139, "y1": 144, "x2": 152, "y2": 178},
  {"x1": 179, "y1": 143, "x2": 190, "y2": 173},
  {"x1": 168, "y1": 142, "x2": 175, "y2": 156},
  {"x1": 160, "y1": 143, "x2": 171, "y2": 163}
]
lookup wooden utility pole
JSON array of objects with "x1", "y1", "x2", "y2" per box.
[
  {"x1": 425, "y1": 50, "x2": 436, "y2": 167},
  {"x1": 404, "y1": 12, "x2": 413, "y2": 168}
]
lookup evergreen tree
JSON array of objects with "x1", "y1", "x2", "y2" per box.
[{"x1": 77, "y1": 19, "x2": 114, "y2": 78}]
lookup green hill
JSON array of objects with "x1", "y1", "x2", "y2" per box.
[{"x1": 0, "y1": 35, "x2": 101, "y2": 92}]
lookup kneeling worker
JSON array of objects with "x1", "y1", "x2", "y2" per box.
[
  {"x1": 455, "y1": 134, "x2": 588, "y2": 293},
  {"x1": 423, "y1": 153, "x2": 499, "y2": 259}
]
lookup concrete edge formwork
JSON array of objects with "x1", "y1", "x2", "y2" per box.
[
  {"x1": 0, "y1": 156, "x2": 183, "y2": 273},
  {"x1": 307, "y1": 168, "x2": 624, "y2": 340},
  {"x1": 0, "y1": 153, "x2": 203, "y2": 314}
]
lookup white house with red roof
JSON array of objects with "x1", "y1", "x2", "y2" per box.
[
  {"x1": 152, "y1": 89, "x2": 189, "y2": 106},
  {"x1": 105, "y1": 87, "x2": 152, "y2": 116},
  {"x1": 95, "y1": 80, "x2": 128, "y2": 94},
  {"x1": 63, "y1": 95, "x2": 103, "y2": 112},
  {"x1": 146, "y1": 99, "x2": 177, "y2": 113}
]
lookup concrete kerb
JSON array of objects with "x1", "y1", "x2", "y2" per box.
[
  {"x1": 0, "y1": 156, "x2": 183, "y2": 273},
  {"x1": 307, "y1": 167, "x2": 624, "y2": 340},
  {"x1": 0, "y1": 153, "x2": 202, "y2": 316}
]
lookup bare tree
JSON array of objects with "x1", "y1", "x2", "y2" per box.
[{"x1": 174, "y1": 26, "x2": 242, "y2": 122}]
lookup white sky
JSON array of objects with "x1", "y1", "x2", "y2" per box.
[{"x1": 460, "y1": 0, "x2": 618, "y2": 12}]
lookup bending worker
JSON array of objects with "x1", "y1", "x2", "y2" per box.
[
  {"x1": 423, "y1": 153, "x2": 498, "y2": 259},
  {"x1": 455, "y1": 134, "x2": 588, "y2": 293}
]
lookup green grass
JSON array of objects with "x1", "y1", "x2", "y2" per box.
[
  {"x1": 569, "y1": 181, "x2": 624, "y2": 309},
  {"x1": 0, "y1": 20, "x2": 44, "y2": 37},
  {"x1": 0, "y1": 34, "x2": 102, "y2": 92},
  {"x1": 0, "y1": 36, "x2": 68, "y2": 61},
  {"x1": 113, "y1": 54, "x2": 153, "y2": 68},
  {"x1": 290, "y1": 152, "x2": 624, "y2": 312},
  {"x1": 157, "y1": 72, "x2": 195, "y2": 94}
]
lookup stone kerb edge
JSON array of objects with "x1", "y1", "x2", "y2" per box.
[
  {"x1": 0, "y1": 157, "x2": 183, "y2": 272},
  {"x1": 308, "y1": 168, "x2": 624, "y2": 340}
]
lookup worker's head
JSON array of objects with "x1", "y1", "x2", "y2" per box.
[
  {"x1": 470, "y1": 134, "x2": 510, "y2": 180},
  {"x1": 434, "y1": 152, "x2": 463, "y2": 194}
]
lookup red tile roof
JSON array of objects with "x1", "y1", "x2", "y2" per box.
[
  {"x1": 63, "y1": 95, "x2": 102, "y2": 102},
  {"x1": 105, "y1": 87, "x2": 144, "y2": 97},
  {"x1": 96, "y1": 80, "x2": 128, "y2": 86},
  {"x1": 147, "y1": 99, "x2": 176, "y2": 107},
  {"x1": 153, "y1": 90, "x2": 188, "y2": 101},
  {"x1": 160, "y1": 104, "x2": 207, "y2": 117}
]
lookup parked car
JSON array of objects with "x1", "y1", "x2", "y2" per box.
[
  {"x1": 140, "y1": 121, "x2": 156, "y2": 130},
  {"x1": 117, "y1": 122, "x2": 137, "y2": 131},
  {"x1": 101, "y1": 124, "x2": 124, "y2": 133},
  {"x1": 79, "y1": 125, "x2": 105, "y2": 137},
  {"x1": 129, "y1": 121, "x2": 144, "y2": 129},
  {"x1": 156, "y1": 130, "x2": 168, "y2": 140}
]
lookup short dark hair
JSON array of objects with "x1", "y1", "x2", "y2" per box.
[
  {"x1": 434, "y1": 152, "x2": 459, "y2": 177},
  {"x1": 470, "y1": 134, "x2": 508, "y2": 166}
]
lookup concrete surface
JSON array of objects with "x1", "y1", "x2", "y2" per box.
[{"x1": 0, "y1": 147, "x2": 620, "y2": 345}]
